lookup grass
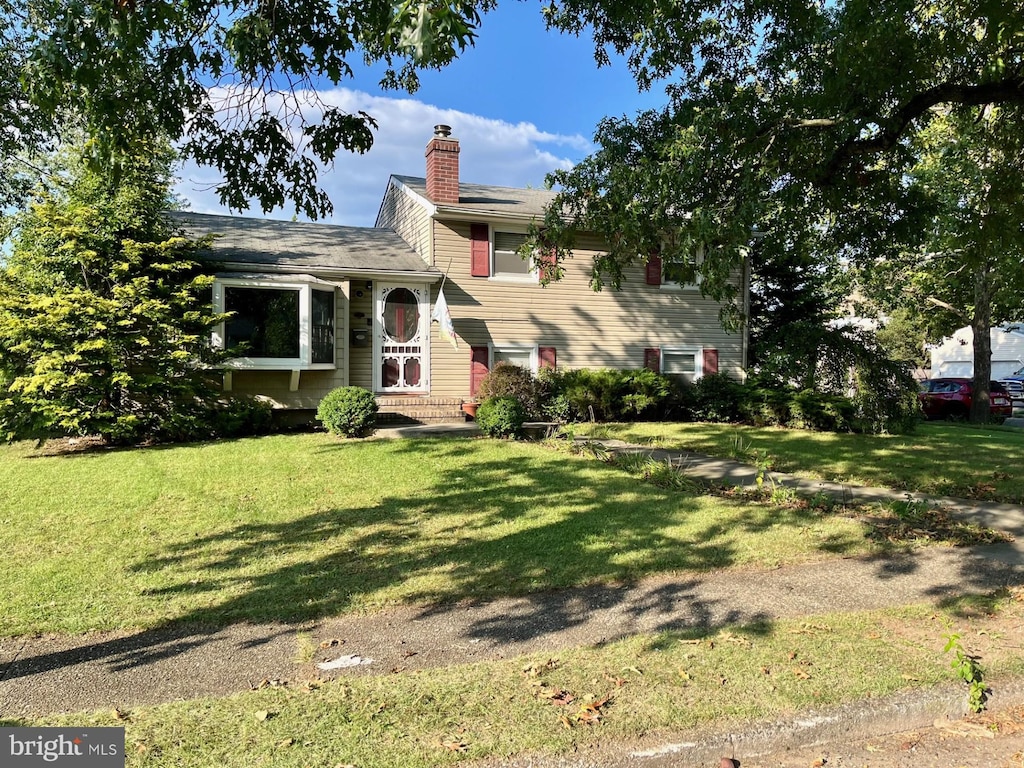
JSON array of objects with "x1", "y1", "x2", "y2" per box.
[
  {"x1": 10, "y1": 596, "x2": 1024, "y2": 768},
  {"x1": 3, "y1": 429, "x2": 1021, "y2": 766},
  {"x1": 572, "y1": 421, "x2": 1024, "y2": 502},
  {"x1": 0, "y1": 432, "x2": 886, "y2": 637}
]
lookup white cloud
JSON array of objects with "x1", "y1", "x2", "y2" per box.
[{"x1": 173, "y1": 88, "x2": 591, "y2": 227}]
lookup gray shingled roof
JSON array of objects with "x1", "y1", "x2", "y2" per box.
[
  {"x1": 169, "y1": 211, "x2": 438, "y2": 277},
  {"x1": 393, "y1": 175, "x2": 557, "y2": 218}
]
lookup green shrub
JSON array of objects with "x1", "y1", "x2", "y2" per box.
[
  {"x1": 851, "y1": 363, "x2": 920, "y2": 434},
  {"x1": 620, "y1": 368, "x2": 673, "y2": 419},
  {"x1": 208, "y1": 397, "x2": 275, "y2": 438},
  {"x1": 476, "y1": 396, "x2": 527, "y2": 438},
  {"x1": 739, "y1": 384, "x2": 792, "y2": 426},
  {"x1": 546, "y1": 367, "x2": 673, "y2": 422},
  {"x1": 689, "y1": 373, "x2": 745, "y2": 423},
  {"x1": 478, "y1": 363, "x2": 543, "y2": 419},
  {"x1": 558, "y1": 368, "x2": 618, "y2": 421},
  {"x1": 317, "y1": 386, "x2": 378, "y2": 437},
  {"x1": 788, "y1": 389, "x2": 855, "y2": 431}
]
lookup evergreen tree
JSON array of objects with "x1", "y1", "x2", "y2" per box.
[{"x1": 0, "y1": 143, "x2": 228, "y2": 443}]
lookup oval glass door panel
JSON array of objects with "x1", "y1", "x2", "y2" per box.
[{"x1": 383, "y1": 288, "x2": 420, "y2": 343}]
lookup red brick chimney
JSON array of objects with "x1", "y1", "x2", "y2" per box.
[{"x1": 425, "y1": 124, "x2": 460, "y2": 204}]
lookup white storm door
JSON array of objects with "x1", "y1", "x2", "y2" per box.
[{"x1": 374, "y1": 283, "x2": 430, "y2": 393}]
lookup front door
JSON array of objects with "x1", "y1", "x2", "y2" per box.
[{"x1": 374, "y1": 283, "x2": 430, "y2": 393}]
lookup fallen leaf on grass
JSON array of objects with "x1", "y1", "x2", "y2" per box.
[
  {"x1": 603, "y1": 672, "x2": 627, "y2": 687},
  {"x1": 277, "y1": 738, "x2": 295, "y2": 748},
  {"x1": 575, "y1": 695, "x2": 613, "y2": 725},
  {"x1": 793, "y1": 668, "x2": 812, "y2": 680},
  {"x1": 437, "y1": 738, "x2": 469, "y2": 752},
  {"x1": 255, "y1": 710, "x2": 274, "y2": 722},
  {"x1": 549, "y1": 691, "x2": 576, "y2": 706},
  {"x1": 720, "y1": 632, "x2": 752, "y2": 648},
  {"x1": 522, "y1": 659, "x2": 559, "y2": 677}
]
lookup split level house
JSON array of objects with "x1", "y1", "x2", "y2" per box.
[{"x1": 175, "y1": 125, "x2": 749, "y2": 423}]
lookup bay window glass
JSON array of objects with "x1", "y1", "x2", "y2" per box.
[{"x1": 225, "y1": 287, "x2": 300, "y2": 358}]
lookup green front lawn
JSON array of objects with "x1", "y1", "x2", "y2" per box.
[
  {"x1": 575, "y1": 422, "x2": 1024, "y2": 502},
  {"x1": 2, "y1": 432, "x2": 882, "y2": 637}
]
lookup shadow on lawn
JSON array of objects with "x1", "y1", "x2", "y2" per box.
[{"x1": 1, "y1": 436, "x2": 1019, "y2": 686}]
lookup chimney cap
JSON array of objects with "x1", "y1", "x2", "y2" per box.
[{"x1": 433, "y1": 124, "x2": 452, "y2": 138}]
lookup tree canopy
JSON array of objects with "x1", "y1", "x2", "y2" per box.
[
  {"x1": 9, "y1": 0, "x2": 492, "y2": 217},
  {"x1": 532, "y1": 0, "x2": 1024, "y2": 420}
]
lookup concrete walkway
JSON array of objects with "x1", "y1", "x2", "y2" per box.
[
  {"x1": 2, "y1": 427, "x2": 1023, "y2": 766},
  {"x1": 593, "y1": 437, "x2": 1024, "y2": 556}
]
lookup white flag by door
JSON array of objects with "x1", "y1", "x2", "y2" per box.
[{"x1": 431, "y1": 285, "x2": 459, "y2": 350}]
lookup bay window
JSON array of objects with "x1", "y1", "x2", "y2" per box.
[{"x1": 213, "y1": 276, "x2": 337, "y2": 369}]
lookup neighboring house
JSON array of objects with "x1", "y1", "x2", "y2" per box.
[
  {"x1": 929, "y1": 323, "x2": 1024, "y2": 379},
  {"x1": 176, "y1": 125, "x2": 748, "y2": 421}
]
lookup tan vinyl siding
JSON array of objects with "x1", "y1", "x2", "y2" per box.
[
  {"x1": 220, "y1": 283, "x2": 349, "y2": 408},
  {"x1": 348, "y1": 279, "x2": 375, "y2": 389},
  {"x1": 429, "y1": 221, "x2": 744, "y2": 398},
  {"x1": 377, "y1": 183, "x2": 432, "y2": 262}
]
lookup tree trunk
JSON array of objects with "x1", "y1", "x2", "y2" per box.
[{"x1": 970, "y1": 263, "x2": 993, "y2": 423}]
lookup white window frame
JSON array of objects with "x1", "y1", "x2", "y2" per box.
[
  {"x1": 212, "y1": 276, "x2": 338, "y2": 371},
  {"x1": 661, "y1": 345, "x2": 704, "y2": 379},
  {"x1": 661, "y1": 247, "x2": 704, "y2": 291},
  {"x1": 489, "y1": 343, "x2": 539, "y2": 373},
  {"x1": 490, "y1": 227, "x2": 539, "y2": 283}
]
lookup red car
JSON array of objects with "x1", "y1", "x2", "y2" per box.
[{"x1": 918, "y1": 378, "x2": 1012, "y2": 420}]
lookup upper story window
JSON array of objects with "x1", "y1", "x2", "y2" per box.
[
  {"x1": 662, "y1": 249, "x2": 704, "y2": 291},
  {"x1": 492, "y1": 232, "x2": 533, "y2": 279},
  {"x1": 213, "y1": 276, "x2": 336, "y2": 369}
]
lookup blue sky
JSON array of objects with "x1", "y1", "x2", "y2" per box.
[{"x1": 175, "y1": 3, "x2": 669, "y2": 227}]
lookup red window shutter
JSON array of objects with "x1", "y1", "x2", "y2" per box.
[
  {"x1": 539, "y1": 346, "x2": 557, "y2": 369},
  {"x1": 470, "y1": 345, "x2": 490, "y2": 396},
  {"x1": 644, "y1": 348, "x2": 661, "y2": 373},
  {"x1": 538, "y1": 246, "x2": 557, "y2": 282},
  {"x1": 470, "y1": 223, "x2": 490, "y2": 277},
  {"x1": 703, "y1": 348, "x2": 719, "y2": 375},
  {"x1": 645, "y1": 252, "x2": 662, "y2": 285}
]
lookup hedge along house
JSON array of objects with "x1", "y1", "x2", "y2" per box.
[{"x1": 176, "y1": 125, "x2": 748, "y2": 423}]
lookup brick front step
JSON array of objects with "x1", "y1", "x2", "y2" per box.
[{"x1": 375, "y1": 396, "x2": 467, "y2": 425}]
